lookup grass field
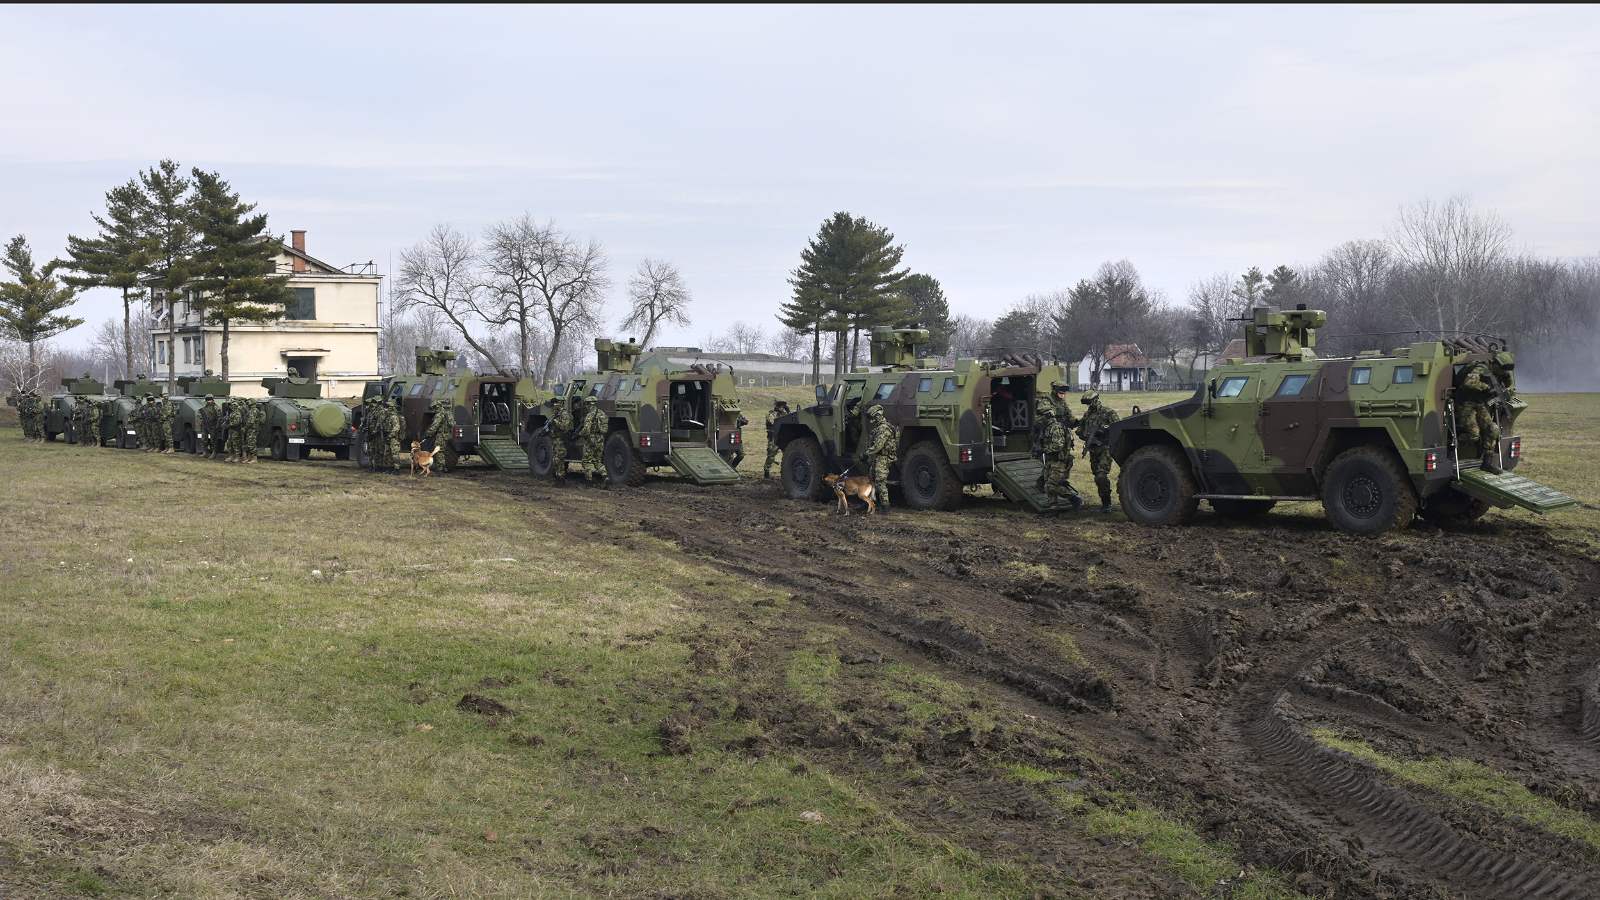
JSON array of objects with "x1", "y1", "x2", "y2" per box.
[{"x1": 2, "y1": 392, "x2": 1594, "y2": 897}]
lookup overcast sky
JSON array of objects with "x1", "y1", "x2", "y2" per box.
[{"x1": 4, "y1": 4, "x2": 1597, "y2": 351}]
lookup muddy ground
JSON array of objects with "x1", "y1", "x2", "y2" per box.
[{"x1": 461, "y1": 464, "x2": 1599, "y2": 898}]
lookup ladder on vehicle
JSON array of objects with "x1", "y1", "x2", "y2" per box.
[{"x1": 477, "y1": 435, "x2": 528, "y2": 471}]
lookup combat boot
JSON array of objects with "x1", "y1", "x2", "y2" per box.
[
  {"x1": 1099, "y1": 502, "x2": 1113, "y2": 514},
  {"x1": 1481, "y1": 451, "x2": 1503, "y2": 475}
]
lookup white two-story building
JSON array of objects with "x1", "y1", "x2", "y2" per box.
[{"x1": 150, "y1": 230, "x2": 381, "y2": 398}]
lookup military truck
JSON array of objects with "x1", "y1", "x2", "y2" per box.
[
  {"x1": 171, "y1": 373, "x2": 232, "y2": 453},
  {"x1": 256, "y1": 371, "x2": 355, "y2": 461},
  {"x1": 43, "y1": 375, "x2": 117, "y2": 443},
  {"x1": 772, "y1": 327, "x2": 1076, "y2": 511},
  {"x1": 356, "y1": 348, "x2": 545, "y2": 470},
  {"x1": 1104, "y1": 304, "x2": 1576, "y2": 534},
  {"x1": 104, "y1": 375, "x2": 167, "y2": 449},
  {"x1": 521, "y1": 338, "x2": 744, "y2": 486}
]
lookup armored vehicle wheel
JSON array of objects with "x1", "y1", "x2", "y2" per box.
[
  {"x1": 900, "y1": 440, "x2": 962, "y2": 511},
  {"x1": 332, "y1": 446, "x2": 350, "y2": 461},
  {"x1": 183, "y1": 426, "x2": 197, "y2": 454},
  {"x1": 65, "y1": 425, "x2": 78, "y2": 444},
  {"x1": 271, "y1": 430, "x2": 289, "y2": 461},
  {"x1": 45, "y1": 430, "x2": 58, "y2": 442},
  {"x1": 1118, "y1": 445, "x2": 1199, "y2": 526},
  {"x1": 354, "y1": 433, "x2": 372, "y2": 468},
  {"x1": 604, "y1": 431, "x2": 646, "y2": 486},
  {"x1": 781, "y1": 436, "x2": 829, "y2": 502},
  {"x1": 1421, "y1": 487, "x2": 1490, "y2": 529},
  {"x1": 1211, "y1": 498, "x2": 1276, "y2": 519},
  {"x1": 1322, "y1": 445, "x2": 1417, "y2": 534},
  {"x1": 527, "y1": 432, "x2": 556, "y2": 478},
  {"x1": 439, "y1": 446, "x2": 459, "y2": 471}
]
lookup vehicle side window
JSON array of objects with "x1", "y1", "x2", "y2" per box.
[
  {"x1": 1393, "y1": 366, "x2": 1414, "y2": 384},
  {"x1": 1350, "y1": 367, "x2": 1371, "y2": 385},
  {"x1": 553, "y1": 383, "x2": 567, "y2": 396},
  {"x1": 875, "y1": 383, "x2": 895, "y2": 400},
  {"x1": 389, "y1": 384, "x2": 404, "y2": 400},
  {"x1": 1275, "y1": 374, "x2": 1310, "y2": 397},
  {"x1": 943, "y1": 377, "x2": 957, "y2": 393},
  {"x1": 918, "y1": 377, "x2": 932, "y2": 393},
  {"x1": 1217, "y1": 376, "x2": 1249, "y2": 398},
  {"x1": 408, "y1": 383, "x2": 425, "y2": 397},
  {"x1": 844, "y1": 381, "x2": 865, "y2": 401}
]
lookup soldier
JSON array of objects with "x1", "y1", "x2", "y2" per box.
[
  {"x1": 547, "y1": 396, "x2": 573, "y2": 482},
  {"x1": 1456, "y1": 362, "x2": 1503, "y2": 474},
  {"x1": 422, "y1": 399, "x2": 452, "y2": 471},
  {"x1": 1076, "y1": 390, "x2": 1120, "y2": 513},
  {"x1": 84, "y1": 398, "x2": 103, "y2": 448},
  {"x1": 200, "y1": 395, "x2": 222, "y2": 458},
  {"x1": 133, "y1": 395, "x2": 150, "y2": 450},
  {"x1": 157, "y1": 396, "x2": 176, "y2": 453},
  {"x1": 223, "y1": 397, "x2": 245, "y2": 463},
  {"x1": 357, "y1": 397, "x2": 379, "y2": 470},
  {"x1": 863, "y1": 403, "x2": 898, "y2": 513},
  {"x1": 15, "y1": 389, "x2": 37, "y2": 440},
  {"x1": 714, "y1": 397, "x2": 747, "y2": 469},
  {"x1": 578, "y1": 395, "x2": 608, "y2": 484},
  {"x1": 1049, "y1": 382, "x2": 1078, "y2": 430},
  {"x1": 763, "y1": 399, "x2": 789, "y2": 479},
  {"x1": 1036, "y1": 395, "x2": 1083, "y2": 512},
  {"x1": 73, "y1": 396, "x2": 93, "y2": 446},
  {"x1": 242, "y1": 397, "x2": 263, "y2": 464},
  {"x1": 380, "y1": 399, "x2": 403, "y2": 471}
]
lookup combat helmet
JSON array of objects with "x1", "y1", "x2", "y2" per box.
[{"x1": 1080, "y1": 390, "x2": 1101, "y2": 406}]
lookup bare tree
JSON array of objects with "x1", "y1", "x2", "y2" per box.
[
  {"x1": 1186, "y1": 272, "x2": 1242, "y2": 355},
  {"x1": 395, "y1": 225, "x2": 505, "y2": 371},
  {"x1": 381, "y1": 307, "x2": 454, "y2": 375},
  {"x1": 1138, "y1": 303, "x2": 1190, "y2": 382},
  {"x1": 89, "y1": 313, "x2": 155, "y2": 380},
  {"x1": 1051, "y1": 261, "x2": 1156, "y2": 383},
  {"x1": 723, "y1": 321, "x2": 766, "y2": 355},
  {"x1": 480, "y1": 215, "x2": 556, "y2": 376},
  {"x1": 1307, "y1": 240, "x2": 1395, "y2": 354},
  {"x1": 508, "y1": 220, "x2": 609, "y2": 386},
  {"x1": 620, "y1": 258, "x2": 691, "y2": 347},
  {"x1": 1390, "y1": 196, "x2": 1511, "y2": 336},
  {"x1": 948, "y1": 314, "x2": 992, "y2": 359},
  {"x1": 767, "y1": 328, "x2": 807, "y2": 360},
  {"x1": 0, "y1": 335, "x2": 54, "y2": 392}
]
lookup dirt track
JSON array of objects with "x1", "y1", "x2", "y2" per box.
[{"x1": 469, "y1": 464, "x2": 1600, "y2": 898}]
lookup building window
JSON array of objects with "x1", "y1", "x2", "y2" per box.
[
  {"x1": 287, "y1": 287, "x2": 316, "y2": 320},
  {"x1": 181, "y1": 337, "x2": 191, "y2": 364},
  {"x1": 158, "y1": 341, "x2": 166, "y2": 365}
]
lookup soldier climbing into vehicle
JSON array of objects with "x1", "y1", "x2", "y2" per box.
[
  {"x1": 863, "y1": 403, "x2": 898, "y2": 513},
  {"x1": 715, "y1": 396, "x2": 748, "y2": 470},
  {"x1": 1036, "y1": 394, "x2": 1083, "y2": 512},
  {"x1": 763, "y1": 399, "x2": 789, "y2": 479},
  {"x1": 1076, "y1": 390, "x2": 1120, "y2": 513},
  {"x1": 1455, "y1": 361, "x2": 1504, "y2": 474},
  {"x1": 578, "y1": 395, "x2": 608, "y2": 485}
]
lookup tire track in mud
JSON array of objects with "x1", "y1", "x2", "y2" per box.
[{"x1": 1582, "y1": 661, "x2": 1600, "y2": 745}]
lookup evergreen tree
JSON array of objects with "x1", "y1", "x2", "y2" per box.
[
  {"x1": 0, "y1": 236, "x2": 85, "y2": 387},
  {"x1": 894, "y1": 273, "x2": 953, "y2": 354},
  {"x1": 62, "y1": 179, "x2": 152, "y2": 376},
  {"x1": 1231, "y1": 266, "x2": 1267, "y2": 309},
  {"x1": 1264, "y1": 264, "x2": 1301, "y2": 307},
  {"x1": 135, "y1": 160, "x2": 198, "y2": 390},
  {"x1": 189, "y1": 169, "x2": 294, "y2": 379},
  {"x1": 787, "y1": 212, "x2": 907, "y2": 378},
  {"x1": 989, "y1": 306, "x2": 1042, "y2": 352},
  {"x1": 777, "y1": 283, "x2": 830, "y2": 384}
]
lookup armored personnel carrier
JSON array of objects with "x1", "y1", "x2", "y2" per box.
[
  {"x1": 773, "y1": 327, "x2": 1076, "y2": 511},
  {"x1": 103, "y1": 374, "x2": 167, "y2": 449},
  {"x1": 44, "y1": 375, "x2": 117, "y2": 443},
  {"x1": 256, "y1": 370, "x2": 355, "y2": 461},
  {"x1": 1105, "y1": 305, "x2": 1576, "y2": 534},
  {"x1": 522, "y1": 338, "x2": 744, "y2": 486},
  {"x1": 172, "y1": 373, "x2": 232, "y2": 453},
  {"x1": 356, "y1": 348, "x2": 545, "y2": 470}
]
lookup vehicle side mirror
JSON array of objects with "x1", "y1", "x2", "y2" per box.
[
  {"x1": 1208, "y1": 379, "x2": 1217, "y2": 398},
  {"x1": 815, "y1": 384, "x2": 829, "y2": 404}
]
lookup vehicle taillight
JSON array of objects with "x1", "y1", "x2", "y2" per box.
[
  {"x1": 452, "y1": 427, "x2": 463, "y2": 439},
  {"x1": 639, "y1": 434, "x2": 653, "y2": 448},
  {"x1": 288, "y1": 422, "x2": 299, "y2": 432},
  {"x1": 1424, "y1": 450, "x2": 1437, "y2": 473},
  {"x1": 1509, "y1": 437, "x2": 1521, "y2": 459},
  {"x1": 959, "y1": 448, "x2": 973, "y2": 463},
  {"x1": 731, "y1": 432, "x2": 740, "y2": 445}
]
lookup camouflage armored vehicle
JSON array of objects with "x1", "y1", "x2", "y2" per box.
[
  {"x1": 255, "y1": 371, "x2": 355, "y2": 461},
  {"x1": 772, "y1": 327, "x2": 1076, "y2": 511},
  {"x1": 104, "y1": 375, "x2": 167, "y2": 449},
  {"x1": 44, "y1": 375, "x2": 117, "y2": 443},
  {"x1": 1104, "y1": 305, "x2": 1577, "y2": 534},
  {"x1": 172, "y1": 373, "x2": 232, "y2": 453},
  {"x1": 522, "y1": 338, "x2": 744, "y2": 486},
  {"x1": 356, "y1": 348, "x2": 545, "y2": 470}
]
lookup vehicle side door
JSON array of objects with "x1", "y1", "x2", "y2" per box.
[
  {"x1": 1257, "y1": 367, "x2": 1321, "y2": 492},
  {"x1": 1202, "y1": 373, "x2": 1260, "y2": 493}
]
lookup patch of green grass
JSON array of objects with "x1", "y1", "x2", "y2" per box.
[
  {"x1": 1004, "y1": 763, "x2": 1061, "y2": 785},
  {"x1": 1003, "y1": 560, "x2": 1051, "y2": 581},
  {"x1": 1313, "y1": 729, "x2": 1600, "y2": 852},
  {"x1": 786, "y1": 647, "x2": 841, "y2": 709},
  {"x1": 1056, "y1": 630, "x2": 1088, "y2": 668}
]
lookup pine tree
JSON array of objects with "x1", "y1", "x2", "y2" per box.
[
  {"x1": 1264, "y1": 264, "x2": 1301, "y2": 307},
  {"x1": 135, "y1": 160, "x2": 198, "y2": 391},
  {"x1": 189, "y1": 169, "x2": 294, "y2": 380},
  {"x1": 63, "y1": 180, "x2": 152, "y2": 377},
  {"x1": 0, "y1": 236, "x2": 85, "y2": 386},
  {"x1": 787, "y1": 212, "x2": 907, "y2": 378},
  {"x1": 894, "y1": 273, "x2": 952, "y2": 354},
  {"x1": 1232, "y1": 266, "x2": 1267, "y2": 309},
  {"x1": 777, "y1": 284, "x2": 830, "y2": 385}
]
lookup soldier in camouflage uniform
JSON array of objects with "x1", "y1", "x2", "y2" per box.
[
  {"x1": 713, "y1": 397, "x2": 747, "y2": 469},
  {"x1": 546, "y1": 397, "x2": 572, "y2": 482},
  {"x1": 1076, "y1": 390, "x2": 1120, "y2": 512},
  {"x1": 421, "y1": 399, "x2": 453, "y2": 471},
  {"x1": 1455, "y1": 362, "x2": 1503, "y2": 473},
  {"x1": 763, "y1": 399, "x2": 789, "y2": 479},
  {"x1": 241, "y1": 397, "x2": 262, "y2": 463},
  {"x1": 73, "y1": 397, "x2": 94, "y2": 446},
  {"x1": 863, "y1": 403, "x2": 898, "y2": 512},
  {"x1": 358, "y1": 397, "x2": 379, "y2": 470},
  {"x1": 578, "y1": 395, "x2": 608, "y2": 484},
  {"x1": 17, "y1": 390, "x2": 42, "y2": 440},
  {"x1": 200, "y1": 395, "x2": 222, "y2": 458},
  {"x1": 156, "y1": 397, "x2": 175, "y2": 453},
  {"x1": 380, "y1": 399, "x2": 402, "y2": 470},
  {"x1": 85, "y1": 399, "x2": 104, "y2": 448},
  {"x1": 134, "y1": 395, "x2": 152, "y2": 450},
  {"x1": 223, "y1": 397, "x2": 246, "y2": 462},
  {"x1": 1036, "y1": 395, "x2": 1083, "y2": 511}
]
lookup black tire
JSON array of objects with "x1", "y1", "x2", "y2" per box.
[
  {"x1": 1421, "y1": 487, "x2": 1490, "y2": 529},
  {"x1": 527, "y1": 432, "x2": 555, "y2": 478},
  {"x1": 1211, "y1": 498, "x2": 1276, "y2": 519},
  {"x1": 355, "y1": 432, "x2": 373, "y2": 468},
  {"x1": 1322, "y1": 445, "x2": 1417, "y2": 534},
  {"x1": 604, "y1": 431, "x2": 645, "y2": 486},
  {"x1": 183, "y1": 426, "x2": 197, "y2": 454},
  {"x1": 65, "y1": 424, "x2": 78, "y2": 444},
  {"x1": 45, "y1": 430, "x2": 58, "y2": 442},
  {"x1": 439, "y1": 446, "x2": 459, "y2": 472},
  {"x1": 781, "y1": 435, "x2": 829, "y2": 502},
  {"x1": 1118, "y1": 445, "x2": 1199, "y2": 526},
  {"x1": 271, "y1": 430, "x2": 289, "y2": 461},
  {"x1": 899, "y1": 440, "x2": 962, "y2": 511},
  {"x1": 332, "y1": 446, "x2": 350, "y2": 461}
]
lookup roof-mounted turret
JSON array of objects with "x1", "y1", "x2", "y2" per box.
[
  {"x1": 260, "y1": 369, "x2": 322, "y2": 399},
  {"x1": 176, "y1": 372, "x2": 231, "y2": 396},
  {"x1": 111, "y1": 374, "x2": 163, "y2": 397},
  {"x1": 62, "y1": 374, "x2": 106, "y2": 395},
  {"x1": 869, "y1": 327, "x2": 932, "y2": 370},
  {"x1": 595, "y1": 337, "x2": 642, "y2": 373},
  {"x1": 415, "y1": 347, "x2": 457, "y2": 376},
  {"x1": 1244, "y1": 305, "x2": 1325, "y2": 361}
]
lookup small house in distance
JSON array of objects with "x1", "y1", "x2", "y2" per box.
[
  {"x1": 149, "y1": 230, "x2": 381, "y2": 398},
  {"x1": 1076, "y1": 343, "x2": 1158, "y2": 391}
]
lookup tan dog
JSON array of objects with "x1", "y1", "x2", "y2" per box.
[
  {"x1": 824, "y1": 473, "x2": 877, "y2": 516},
  {"x1": 409, "y1": 441, "x2": 438, "y2": 478}
]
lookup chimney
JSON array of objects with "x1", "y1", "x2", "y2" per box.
[{"x1": 290, "y1": 230, "x2": 307, "y2": 273}]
